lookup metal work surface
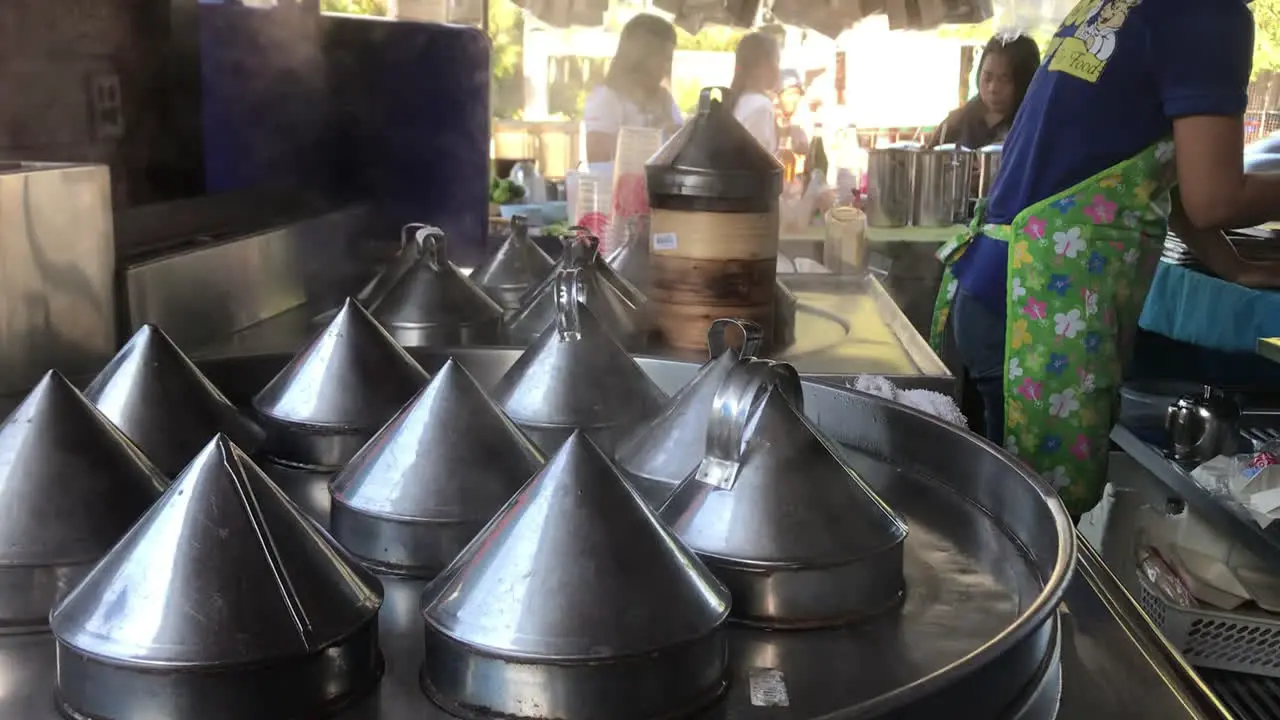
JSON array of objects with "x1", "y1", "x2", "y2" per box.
[
  {"x1": 1111, "y1": 425, "x2": 1280, "y2": 572},
  {"x1": 0, "y1": 162, "x2": 116, "y2": 396},
  {"x1": 190, "y1": 273, "x2": 954, "y2": 393},
  {"x1": 0, "y1": 346, "x2": 1229, "y2": 719}
]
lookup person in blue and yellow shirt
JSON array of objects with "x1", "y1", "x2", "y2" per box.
[{"x1": 930, "y1": 0, "x2": 1280, "y2": 521}]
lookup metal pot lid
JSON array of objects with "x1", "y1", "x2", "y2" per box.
[
  {"x1": 84, "y1": 324, "x2": 264, "y2": 477},
  {"x1": 51, "y1": 435, "x2": 383, "y2": 718},
  {"x1": 0, "y1": 371, "x2": 167, "y2": 631},
  {"x1": 329, "y1": 358, "x2": 545, "y2": 576},
  {"x1": 470, "y1": 215, "x2": 554, "y2": 296},
  {"x1": 372, "y1": 227, "x2": 504, "y2": 331},
  {"x1": 604, "y1": 215, "x2": 651, "y2": 292},
  {"x1": 421, "y1": 430, "x2": 730, "y2": 658},
  {"x1": 930, "y1": 143, "x2": 974, "y2": 154},
  {"x1": 614, "y1": 319, "x2": 763, "y2": 501},
  {"x1": 505, "y1": 232, "x2": 648, "y2": 348},
  {"x1": 645, "y1": 87, "x2": 782, "y2": 208},
  {"x1": 977, "y1": 143, "x2": 1003, "y2": 155},
  {"x1": 252, "y1": 298, "x2": 429, "y2": 467},
  {"x1": 313, "y1": 222, "x2": 427, "y2": 327},
  {"x1": 660, "y1": 360, "x2": 908, "y2": 621},
  {"x1": 494, "y1": 268, "x2": 666, "y2": 431}
]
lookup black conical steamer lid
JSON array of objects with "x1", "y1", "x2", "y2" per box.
[{"x1": 646, "y1": 86, "x2": 783, "y2": 213}]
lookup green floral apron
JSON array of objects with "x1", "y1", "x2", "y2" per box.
[{"x1": 929, "y1": 139, "x2": 1176, "y2": 516}]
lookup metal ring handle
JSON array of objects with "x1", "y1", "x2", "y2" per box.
[
  {"x1": 414, "y1": 226, "x2": 446, "y2": 270},
  {"x1": 510, "y1": 215, "x2": 528, "y2": 240},
  {"x1": 563, "y1": 226, "x2": 601, "y2": 265},
  {"x1": 553, "y1": 267, "x2": 585, "y2": 340},
  {"x1": 696, "y1": 359, "x2": 803, "y2": 490},
  {"x1": 400, "y1": 222, "x2": 428, "y2": 253},
  {"x1": 707, "y1": 318, "x2": 764, "y2": 359}
]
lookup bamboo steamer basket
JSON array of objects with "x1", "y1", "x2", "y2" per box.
[{"x1": 645, "y1": 87, "x2": 783, "y2": 352}]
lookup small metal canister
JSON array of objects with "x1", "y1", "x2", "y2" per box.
[
  {"x1": 975, "y1": 143, "x2": 1004, "y2": 203},
  {"x1": 913, "y1": 144, "x2": 973, "y2": 227},
  {"x1": 865, "y1": 142, "x2": 919, "y2": 227}
]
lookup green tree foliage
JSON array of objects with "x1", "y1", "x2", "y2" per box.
[
  {"x1": 489, "y1": 0, "x2": 525, "y2": 119},
  {"x1": 676, "y1": 25, "x2": 746, "y2": 51},
  {"x1": 319, "y1": 0, "x2": 389, "y2": 15},
  {"x1": 1255, "y1": 0, "x2": 1280, "y2": 76}
]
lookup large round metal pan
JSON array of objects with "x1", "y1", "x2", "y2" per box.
[
  {"x1": 0, "y1": 347, "x2": 1074, "y2": 720},
  {"x1": 192, "y1": 347, "x2": 1076, "y2": 719}
]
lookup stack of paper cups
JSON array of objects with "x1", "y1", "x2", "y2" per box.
[
  {"x1": 570, "y1": 172, "x2": 612, "y2": 242},
  {"x1": 608, "y1": 126, "x2": 663, "y2": 254}
]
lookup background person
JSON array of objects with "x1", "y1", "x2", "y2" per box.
[
  {"x1": 929, "y1": 34, "x2": 1040, "y2": 149},
  {"x1": 729, "y1": 32, "x2": 782, "y2": 151}
]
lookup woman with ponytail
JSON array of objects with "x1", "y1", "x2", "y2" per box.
[{"x1": 729, "y1": 32, "x2": 782, "y2": 152}]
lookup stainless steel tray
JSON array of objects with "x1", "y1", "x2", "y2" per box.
[{"x1": 0, "y1": 348, "x2": 1072, "y2": 719}]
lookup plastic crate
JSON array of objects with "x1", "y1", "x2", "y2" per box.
[{"x1": 1140, "y1": 577, "x2": 1280, "y2": 678}]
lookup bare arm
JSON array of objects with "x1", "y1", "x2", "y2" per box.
[
  {"x1": 1170, "y1": 189, "x2": 1280, "y2": 288},
  {"x1": 586, "y1": 132, "x2": 617, "y2": 164},
  {"x1": 1172, "y1": 115, "x2": 1280, "y2": 229}
]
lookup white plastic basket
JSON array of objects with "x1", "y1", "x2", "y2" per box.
[{"x1": 1139, "y1": 577, "x2": 1280, "y2": 678}]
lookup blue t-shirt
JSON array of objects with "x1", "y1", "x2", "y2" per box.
[{"x1": 952, "y1": 0, "x2": 1255, "y2": 312}]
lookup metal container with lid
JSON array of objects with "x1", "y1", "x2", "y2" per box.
[
  {"x1": 420, "y1": 430, "x2": 731, "y2": 720},
  {"x1": 613, "y1": 318, "x2": 763, "y2": 506},
  {"x1": 913, "y1": 143, "x2": 973, "y2": 227},
  {"x1": 493, "y1": 268, "x2": 667, "y2": 454},
  {"x1": 866, "y1": 142, "x2": 919, "y2": 227},
  {"x1": 313, "y1": 222, "x2": 425, "y2": 327},
  {"x1": 646, "y1": 86, "x2": 783, "y2": 351},
  {"x1": 469, "y1": 215, "x2": 554, "y2": 311},
  {"x1": 661, "y1": 358, "x2": 908, "y2": 627},
  {"x1": 51, "y1": 434, "x2": 385, "y2": 720},
  {"x1": 1165, "y1": 385, "x2": 1242, "y2": 465},
  {"x1": 976, "y1": 143, "x2": 1004, "y2": 202},
  {"x1": 371, "y1": 226, "x2": 505, "y2": 346},
  {"x1": 505, "y1": 229, "x2": 648, "y2": 349}
]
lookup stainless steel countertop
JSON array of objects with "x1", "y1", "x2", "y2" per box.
[
  {"x1": 189, "y1": 273, "x2": 954, "y2": 393},
  {"x1": 0, "y1": 540, "x2": 1229, "y2": 719}
]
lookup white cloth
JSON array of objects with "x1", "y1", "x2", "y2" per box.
[
  {"x1": 733, "y1": 92, "x2": 777, "y2": 153},
  {"x1": 582, "y1": 85, "x2": 683, "y2": 137},
  {"x1": 849, "y1": 375, "x2": 967, "y2": 427}
]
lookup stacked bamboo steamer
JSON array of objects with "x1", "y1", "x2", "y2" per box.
[{"x1": 645, "y1": 87, "x2": 783, "y2": 351}]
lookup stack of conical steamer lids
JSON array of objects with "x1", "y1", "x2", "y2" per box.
[
  {"x1": 371, "y1": 226, "x2": 505, "y2": 346},
  {"x1": 505, "y1": 230, "x2": 648, "y2": 348},
  {"x1": 420, "y1": 431, "x2": 731, "y2": 720},
  {"x1": 329, "y1": 358, "x2": 545, "y2": 577},
  {"x1": 614, "y1": 318, "x2": 764, "y2": 507},
  {"x1": 83, "y1": 324, "x2": 265, "y2": 477},
  {"x1": 469, "y1": 214, "x2": 554, "y2": 311},
  {"x1": 0, "y1": 371, "x2": 167, "y2": 632},
  {"x1": 252, "y1": 297, "x2": 429, "y2": 470},
  {"x1": 50, "y1": 434, "x2": 385, "y2": 720},
  {"x1": 660, "y1": 360, "x2": 909, "y2": 629},
  {"x1": 493, "y1": 268, "x2": 667, "y2": 454}
]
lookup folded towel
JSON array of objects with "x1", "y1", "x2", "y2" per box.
[
  {"x1": 1140, "y1": 263, "x2": 1280, "y2": 353},
  {"x1": 848, "y1": 375, "x2": 967, "y2": 427}
]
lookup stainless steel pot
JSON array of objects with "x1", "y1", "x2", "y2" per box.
[
  {"x1": 913, "y1": 144, "x2": 973, "y2": 227},
  {"x1": 865, "y1": 143, "x2": 918, "y2": 227},
  {"x1": 1165, "y1": 386, "x2": 1241, "y2": 465},
  {"x1": 976, "y1": 143, "x2": 1004, "y2": 202}
]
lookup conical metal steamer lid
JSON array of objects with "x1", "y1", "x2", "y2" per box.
[
  {"x1": 605, "y1": 214, "x2": 652, "y2": 292},
  {"x1": 84, "y1": 323, "x2": 265, "y2": 476},
  {"x1": 420, "y1": 431, "x2": 731, "y2": 720},
  {"x1": 505, "y1": 229, "x2": 648, "y2": 349},
  {"x1": 0, "y1": 371, "x2": 166, "y2": 633},
  {"x1": 660, "y1": 361, "x2": 909, "y2": 629},
  {"x1": 313, "y1": 222, "x2": 427, "y2": 327},
  {"x1": 493, "y1": 268, "x2": 667, "y2": 454},
  {"x1": 469, "y1": 214, "x2": 554, "y2": 311},
  {"x1": 614, "y1": 318, "x2": 764, "y2": 507},
  {"x1": 329, "y1": 358, "x2": 545, "y2": 577},
  {"x1": 253, "y1": 297, "x2": 430, "y2": 471},
  {"x1": 372, "y1": 226, "x2": 505, "y2": 346},
  {"x1": 51, "y1": 434, "x2": 384, "y2": 720}
]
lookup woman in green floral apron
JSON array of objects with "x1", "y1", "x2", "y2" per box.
[{"x1": 929, "y1": 1, "x2": 1280, "y2": 520}]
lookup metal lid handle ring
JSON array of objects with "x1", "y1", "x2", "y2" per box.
[
  {"x1": 553, "y1": 267, "x2": 586, "y2": 340},
  {"x1": 413, "y1": 226, "x2": 446, "y2": 270},
  {"x1": 696, "y1": 359, "x2": 802, "y2": 490},
  {"x1": 707, "y1": 318, "x2": 764, "y2": 359}
]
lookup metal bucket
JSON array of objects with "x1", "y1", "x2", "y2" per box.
[
  {"x1": 866, "y1": 143, "x2": 918, "y2": 227},
  {"x1": 913, "y1": 144, "x2": 973, "y2": 227}
]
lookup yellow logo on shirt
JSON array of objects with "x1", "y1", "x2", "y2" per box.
[{"x1": 1045, "y1": 0, "x2": 1142, "y2": 83}]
